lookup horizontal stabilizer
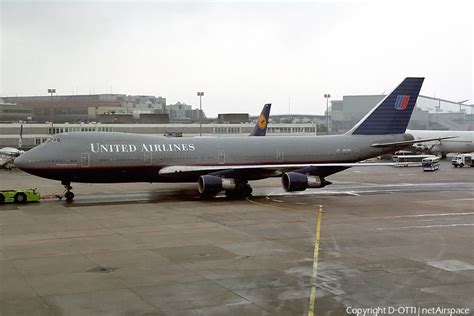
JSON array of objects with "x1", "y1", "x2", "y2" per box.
[{"x1": 371, "y1": 136, "x2": 458, "y2": 148}]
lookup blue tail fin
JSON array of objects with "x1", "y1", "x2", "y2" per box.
[
  {"x1": 348, "y1": 77, "x2": 424, "y2": 135},
  {"x1": 250, "y1": 103, "x2": 271, "y2": 136}
]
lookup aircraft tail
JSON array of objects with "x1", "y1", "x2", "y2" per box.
[
  {"x1": 347, "y1": 77, "x2": 424, "y2": 135},
  {"x1": 250, "y1": 103, "x2": 271, "y2": 136}
]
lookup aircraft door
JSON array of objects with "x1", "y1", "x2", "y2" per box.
[
  {"x1": 81, "y1": 153, "x2": 89, "y2": 167},
  {"x1": 276, "y1": 149, "x2": 284, "y2": 162},
  {"x1": 144, "y1": 152, "x2": 152, "y2": 165},
  {"x1": 352, "y1": 147, "x2": 360, "y2": 160},
  {"x1": 218, "y1": 150, "x2": 225, "y2": 164}
]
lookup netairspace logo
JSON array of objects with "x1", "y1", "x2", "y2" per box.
[{"x1": 345, "y1": 306, "x2": 471, "y2": 316}]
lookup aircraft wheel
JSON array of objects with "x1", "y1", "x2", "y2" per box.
[
  {"x1": 224, "y1": 191, "x2": 235, "y2": 198},
  {"x1": 14, "y1": 193, "x2": 27, "y2": 203},
  {"x1": 225, "y1": 191, "x2": 246, "y2": 199},
  {"x1": 199, "y1": 191, "x2": 218, "y2": 199},
  {"x1": 200, "y1": 194, "x2": 215, "y2": 200},
  {"x1": 65, "y1": 191, "x2": 74, "y2": 201},
  {"x1": 460, "y1": 163, "x2": 464, "y2": 168},
  {"x1": 245, "y1": 185, "x2": 253, "y2": 196},
  {"x1": 225, "y1": 186, "x2": 252, "y2": 199}
]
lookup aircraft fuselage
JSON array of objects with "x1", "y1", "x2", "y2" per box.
[{"x1": 14, "y1": 132, "x2": 413, "y2": 183}]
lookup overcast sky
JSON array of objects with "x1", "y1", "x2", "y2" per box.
[{"x1": 1, "y1": 0, "x2": 472, "y2": 116}]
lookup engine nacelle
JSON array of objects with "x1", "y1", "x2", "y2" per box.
[
  {"x1": 281, "y1": 172, "x2": 329, "y2": 192},
  {"x1": 198, "y1": 175, "x2": 236, "y2": 196}
]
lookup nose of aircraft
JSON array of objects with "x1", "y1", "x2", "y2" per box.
[{"x1": 14, "y1": 153, "x2": 28, "y2": 170}]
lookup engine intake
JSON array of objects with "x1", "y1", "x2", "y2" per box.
[
  {"x1": 198, "y1": 175, "x2": 236, "y2": 196},
  {"x1": 281, "y1": 172, "x2": 330, "y2": 192}
]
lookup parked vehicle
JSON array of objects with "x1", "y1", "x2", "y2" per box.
[
  {"x1": 0, "y1": 188, "x2": 41, "y2": 203},
  {"x1": 392, "y1": 154, "x2": 434, "y2": 167},
  {"x1": 422, "y1": 156, "x2": 440, "y2": 171},
  {"x1": 451, "y1": 154, "x2": 474, "y2": 167}
]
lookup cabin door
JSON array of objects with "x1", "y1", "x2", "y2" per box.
[
  {"x1": 217, "y1": 150, "x2": 225, "y2": 164},
  {"x1": 144, "y1": 152, "x2": 152, "y2": 165},
  {"x1": 81, "y1": 153, "x2": 89, "y2": 167},
  {"x1": 352, "y1": 147, "x2": 360, "y2": 160},
  {"x1": 276, "y1": 149, "x2": 284, "y2": 162}
]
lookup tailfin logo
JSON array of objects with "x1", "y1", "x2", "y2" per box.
[
  {"x1": 394, "y1": 95, "x2": 410, "y2": 110},
  {"x1": 258, "y1": 114, "x2": 267, "y2": 129}
]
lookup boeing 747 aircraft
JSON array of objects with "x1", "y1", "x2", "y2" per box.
[{"x1": 16, "y1": 78, "x2": 443, "y2": 201}]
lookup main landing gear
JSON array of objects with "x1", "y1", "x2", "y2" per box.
[
  {"x1": 225, "y1": 183, "x2": 253, "y2": 199},
  {"x1": 61, "y1": 181, "x2": 74, "y2": 201}
]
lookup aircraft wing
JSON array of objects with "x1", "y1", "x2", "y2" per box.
[
  {"x1": 158, "y1": 162, "x2": 395, "y2": 177},
  {"x1": 0, "y1": 147, "x2": 23, "y2": 157},
  {"x1": 371, "y1": 136, "x2": 458, "y2": 148}
]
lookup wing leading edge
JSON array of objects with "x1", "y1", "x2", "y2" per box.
[{"x1": 158, "y1": 162, "x2": 395, "y2": 178}]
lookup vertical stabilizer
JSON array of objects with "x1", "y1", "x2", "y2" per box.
[
  {"x1": 250, "y1": 103, "x2": 271, "y2": 136},
  {"x1": 347, "y1": 77, "x2": 424, "y2": 135}
]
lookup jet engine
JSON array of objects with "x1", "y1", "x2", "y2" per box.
[
  {"x1": 198, "y1": 175, "x2": 236, "y2": 196},
  {"x1": 281, "y1": 172, "x2": 331, "y2": 192}
]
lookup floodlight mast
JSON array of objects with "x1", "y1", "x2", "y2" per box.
[
  {"x1": 48, "y1": 88, "x2": 56, "y2": 124},
  {"x1": 197, "y1": 92, "x2": 204, "y2": 136},
  {"x1": 324, "y1": 93, "x2": 331, "y2": 134}
]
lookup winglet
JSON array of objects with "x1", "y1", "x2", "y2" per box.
[
  {"x1": 347, "y1": 77, "x2": 424, "y2": 135},
  {"x1": 250, "y1": 103, "x2": 271, "y2": 136}
]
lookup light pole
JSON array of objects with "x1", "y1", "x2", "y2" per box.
[
  {"x1": 48, "y1": 88, "x2": 56, "y2": 124},
  {"x1": 324, "y1": 93, "x2": 331, "y2": 134},
  {"x1": 197, "y1": 91, "x2": 204, "y2": 136}
]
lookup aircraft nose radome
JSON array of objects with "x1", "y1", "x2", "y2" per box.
[{"x1": 14, "y1": 154, "x2": 27, "y2": 169}]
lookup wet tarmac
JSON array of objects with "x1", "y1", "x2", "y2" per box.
[{"x1": 1, "y1": 160, "x2": 473, "y2": 315}]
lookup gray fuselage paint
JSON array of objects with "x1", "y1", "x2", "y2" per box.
[{"x1": 15, "y1": 132, "x2": 412, "y2": 183}]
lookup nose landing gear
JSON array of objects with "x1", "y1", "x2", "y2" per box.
[{"x1": 61, "y1": 181, "x2": 74, "y2": 201}]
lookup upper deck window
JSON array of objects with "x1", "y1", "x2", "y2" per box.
[{"x1": 49, "y1": 137, "x2": 61, "y2": 143}]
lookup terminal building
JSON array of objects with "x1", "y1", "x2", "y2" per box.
[
  {"x1": 0, "y1": 102, "x2": 34, "y2": 122},
  {"x1": 0, "y1": 94, "x2": 204, "y2": 124}
]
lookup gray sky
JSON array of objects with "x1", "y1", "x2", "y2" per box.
[{"x1": 1, "y1": 0, "x2": 472, "y2": 116}]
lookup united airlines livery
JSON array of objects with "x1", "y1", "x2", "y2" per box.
[{"x1": 16, "y1": 78, "x2": 444, "y2": 201}]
